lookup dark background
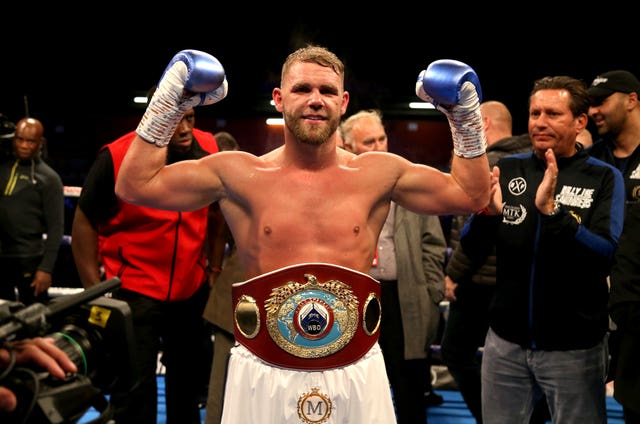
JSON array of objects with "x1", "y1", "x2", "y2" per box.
[
  {"x1": 2, "y1": 9, "x2": 634, "y2": 287},
  {"x1": 1, "y1": 9, "x2": 635, "y2": 168}
]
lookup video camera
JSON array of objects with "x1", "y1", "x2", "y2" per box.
[{"x1": 0, "y1": 278, "x2": 138, "y2": 424}]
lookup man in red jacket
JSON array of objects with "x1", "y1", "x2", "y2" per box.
[{"x1": 71, "y1": 104, "x2": 219, "y2": 424}]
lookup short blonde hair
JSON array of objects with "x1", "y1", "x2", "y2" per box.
[{"x1": 281, "y1": 45, "x2": 345, "y2": 84}]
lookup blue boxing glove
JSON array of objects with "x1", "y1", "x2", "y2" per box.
[
  {"x1": 137, "y1": 49, "x2": 228, "y2": 147},
  {"x1": 416, "y1": 59, "x2": 486, "y2": 158}
]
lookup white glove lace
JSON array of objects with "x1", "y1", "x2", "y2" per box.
[
  {"x1": 445, "y1": 82, "x2": 487, "y2": 159},
  {"x1": 136, "y1": 62, "x2": 196, "y2": 147}
]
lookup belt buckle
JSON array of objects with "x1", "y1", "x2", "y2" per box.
[{"x1": 267, "y1": 273, "x2": 366, "y2": 358}]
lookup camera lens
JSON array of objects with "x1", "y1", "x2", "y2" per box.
[{"x1": 50, "y1": 324, "x2": 101, "y2": 377}]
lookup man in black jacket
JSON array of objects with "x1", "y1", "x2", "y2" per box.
[
  {"x1": 587, "y1": 69, "x2": 640, "y2": 211},
  {"x1": 0, "y1": 117, "x2": 64, "y2": 305},
  {"x1": 461, "y1": 76, "x2": 625, "y2": 423},
  {"x1": 609, "y1": 201, "x2": 640, "y2": 423},
  {"x1": 588, "y1": 68, "x2": 640, "y2": 424}
]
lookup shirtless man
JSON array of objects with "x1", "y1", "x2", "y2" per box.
[{"x1": 116, "y1": 47, "x2": 490, "y2": 424}]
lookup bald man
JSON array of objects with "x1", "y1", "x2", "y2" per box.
[{"x1": 0, "y1": 117, "x2": 64, "y2": 304}]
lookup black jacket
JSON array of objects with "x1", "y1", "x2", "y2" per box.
[
  {"x1": 609, "y1": 201, "x2": 640, "y2": 413},
  {"x1": 446, "y1": 134, "x2": 532, "y2": 285},
  {"x1": 588, "y1": 138, "x2": 640, "y2": 209},
  {"x1": 461, "y1": 150, "x2": 625, "y2": 350},
  {"x1": 0, "y1": 156, "x2": 64, "y2": 273}
]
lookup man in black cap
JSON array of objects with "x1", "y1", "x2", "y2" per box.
[
  {"x1": 588, "y1": 70, "x2": 640, "y2": 207},
  {"x1": 587, "y1": 70, "x2": 640, "y2": 423}
]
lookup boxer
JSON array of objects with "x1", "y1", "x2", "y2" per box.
[{"x1": 117, "y1": 47, "x2": 489, "y2": 423}]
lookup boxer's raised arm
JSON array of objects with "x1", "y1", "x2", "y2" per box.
[
  {"x1": 411, "y1": 59, "x2": 490, "y2": 212},
  {"x1": 116, "y1": 50, "x2": 227, "y2": 209}
]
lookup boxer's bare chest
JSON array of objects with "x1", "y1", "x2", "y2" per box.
[{"x1": 242, "y1": 166, "x2": 381, "y2": 255}]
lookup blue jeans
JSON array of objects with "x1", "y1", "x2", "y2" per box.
[{"x1": 481, "y1": 327, "x2": 608, "y2": 424}]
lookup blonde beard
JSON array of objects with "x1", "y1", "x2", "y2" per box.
[{"x1": 285, "y1": 112, "x2": 339, "y2": 146}]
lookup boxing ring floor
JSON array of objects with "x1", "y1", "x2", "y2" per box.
[{"x1": 77, "y1": 379, "x2": 624, "y2": 424}]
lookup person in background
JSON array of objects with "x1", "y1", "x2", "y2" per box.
[
  {"x1": 341, "y1": 108, "x2": 447, "y2": 423},
  {"x1": 0, "y1": 336, "x2": 77, "y2": 413},
  {"x1": 441, "y1": 100, "x2": 538, "y2": 423},
  {"x1": 461, "y1": 76, "x2": 624, "y2": 423},
  {"x1": 608, "y1": 201, "x2": 640, "y2": 423},
  {"x1": 71, "y1": 100, "x2": 221, "y2": 424},
  {"x1": 203, "y1": 130, "x2": 241, "y2": 424},
  {"x1": 213, "y1": 131, "x2": 239, "y2": 152},
  {"x1": 0, "y1": 117, "x2": 64, "y2": 305},
  {"x1": 587, "y1": 69, "x2": 640, "y2": 401},
  {"x1": 115, "y1": 46, "x2": 491, "y2": 424},
  {"x1": 588, "y1": 69, "x2": 640, "y2": 210}
]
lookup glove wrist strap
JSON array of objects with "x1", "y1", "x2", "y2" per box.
[
  {"x1": 136, "y1": 62, "x2": 190, "y2": 148},
  {"x1": 136, "y1": 98, "x2": 185, "y2": 148},
  {"x1": 448, "y1": 82, "x2": 487, "y2": 159}
]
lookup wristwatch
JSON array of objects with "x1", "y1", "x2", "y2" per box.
[{"x1": 546, "y1": 201, "x2": 561, "y2": 216}]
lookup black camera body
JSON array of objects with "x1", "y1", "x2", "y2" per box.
[
  {"x1": 0, "y1": 278, "x2": 138, "y2": 423},
  {"x1": 46, "y1": 295, "x2": 137, "y2": 394}
]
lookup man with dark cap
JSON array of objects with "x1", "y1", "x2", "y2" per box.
[
  {"x1": 588, "y1": 70, "x2": 640, "y2": 209},
  {"x1": 587, "y1": 70, "x2": 640, "y2": 423}
]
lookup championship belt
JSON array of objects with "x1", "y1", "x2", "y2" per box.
[{"x1": 232, "y1": 263, "x2": 382, "y2": 370}]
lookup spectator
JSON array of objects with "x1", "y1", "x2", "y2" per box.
[
  {"x1": 587, "y1": 69, "x2": 640, "y2": 400},
  {"x1": 440, "y1": 100, "x2": 536, "y2": 423},
  {"x1": 341, "y1": 109, "x2": 447, "y2": 423},
  {"x1": 213, "y1": 131, "x2": 239, "y2": 152},
  {"x1": 0, "y1": 117, "x2": 64, "y2": 305},
  {"x1": 608, "y1": 201, "x2": 640, "y2": 423},
  {"x1": 115, "y1": 46, "x2": 491, "y2": 424},
  {"x1": 71, "y1": 104, "x2": 221, "y2": 424},
  {"x1": 460, "y1": 76, "x2": 624, "y2": 423},
  {"x1": 587, "y1": 69, "x2": 640, "y2": 210}
]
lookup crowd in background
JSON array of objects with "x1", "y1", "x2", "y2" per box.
[{"x1": 2, "y1": 57, "x2": 640, "y2": 424}]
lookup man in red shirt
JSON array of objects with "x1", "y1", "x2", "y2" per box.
[{"x1": 72, "y1": 105, "x2": 219, "y2": 424}]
